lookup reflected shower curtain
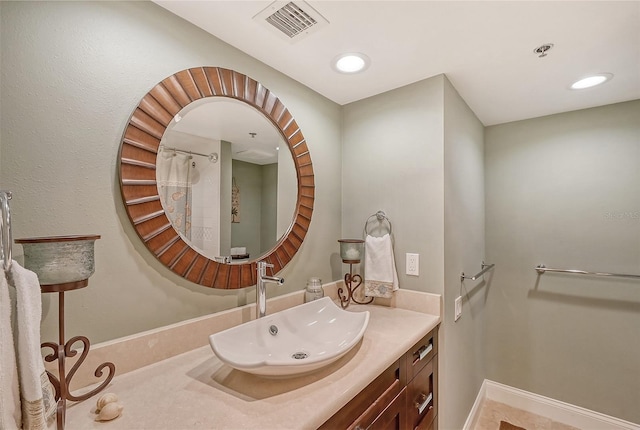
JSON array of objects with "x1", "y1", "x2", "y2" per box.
[{"x1": 157, "y1": 150, "x2": 192, "y2": 240}]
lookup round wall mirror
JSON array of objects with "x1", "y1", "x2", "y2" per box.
[{"x1": 118, "y1": 67, "x2": 314, "y2": 289}]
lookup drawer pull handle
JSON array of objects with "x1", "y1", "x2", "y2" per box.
[
  {"x1": 415, "y1": 343, "x2": 433, "y2": 361},
  {"x1": 415, "y1": 392, "x2": 433, "y2": 415}
]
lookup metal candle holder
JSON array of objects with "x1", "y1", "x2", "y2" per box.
[
  {"x1": 337, "y1": 239, "x2": 373, "y2": 309},
  {"x1": 15, "y1": 235, "x2": 115, "y2": 430}
]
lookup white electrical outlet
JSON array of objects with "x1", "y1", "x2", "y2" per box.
[
  {"x1": 406, "y1": 253, "x2": 419, "y2": 276},
  {"x1": 454, "y1": 296, "x2": 463, "y2": 321}
]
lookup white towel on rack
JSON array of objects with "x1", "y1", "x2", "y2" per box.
[
  {"x1": 364, "y1": 234, "x2": 399, "y2": 298},
  {"x1": 0, "y1": 270, "x2": 21, "y2": 430},
  {"x1": 8, "y1": 261, "x2": 56, "y2": 430}
]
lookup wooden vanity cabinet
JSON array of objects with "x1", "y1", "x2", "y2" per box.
[{"x1": 320, "y1": 326, "x2": 438, "y2": 430}]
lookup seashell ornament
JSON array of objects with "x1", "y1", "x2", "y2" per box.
[
  {"x1": 95, "y1": 392, "x2": 123, "y2": 421},
  {"x1": 96, "y1": 393, "x2": 119, "y2": 413},
  {"x1": 95, "y1": 402, "x2": 124, "y2": 422}
]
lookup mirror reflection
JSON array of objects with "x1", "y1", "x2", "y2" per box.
[{"x1": 156, "y1": 98, "x2": 297, "y2": 263}]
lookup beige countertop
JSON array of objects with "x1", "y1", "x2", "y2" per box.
[{"x1": 60, "y1": 287, "x2": 441, "y2": 430}]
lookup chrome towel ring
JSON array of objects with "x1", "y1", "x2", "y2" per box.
[{"x1": 363, "y1": 210, "x2": 392, "y2": 237}]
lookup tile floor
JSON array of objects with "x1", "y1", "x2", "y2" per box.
[{"x1": 473, "y1": 399, "x2": 581, "y2": 430}]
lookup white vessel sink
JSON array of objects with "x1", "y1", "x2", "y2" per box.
[{"x1": 209, "y1": 297, "x2": 370, "y2": 377}]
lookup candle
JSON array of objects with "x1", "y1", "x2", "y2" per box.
[{"x1": 345, "y1": 247, "x2": 360, "y2": 259}]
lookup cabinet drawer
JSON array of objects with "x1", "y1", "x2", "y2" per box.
[
  {"x1": 348, "y1": 378, "x2": 402, "y2": 430},
  {"x1": 320, "y1": 358, "x2": 405, "y2": 429},
  {"x1": 406, "y1": 327, "x2": 438, "y2": 381},
  {"x1": 406, "y1": 357, "x2": 437, "y2": 430}
]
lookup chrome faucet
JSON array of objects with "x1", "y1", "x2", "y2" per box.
[{"x1": 256, "y1": 261, "x2": 284, "y2": 319}]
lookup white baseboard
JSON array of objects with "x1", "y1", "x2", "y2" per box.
[
  {"x1": 463, "y1": 379, "x2": 640, "y2": 430},
  {"x1": 462, "y1": 380, "x2": 488, "y2": 430}
]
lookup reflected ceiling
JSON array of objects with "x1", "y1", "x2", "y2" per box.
[{"x1": 172, "y1": 98, "x2": 283, "y2": 165}]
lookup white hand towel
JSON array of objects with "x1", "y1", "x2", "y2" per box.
[
  {"x1": 0, "y1": 271, "x2": 21, "y2": 430},
  {"x1": 364, "y1": 234, "x2": 399, "y2": 298},
  {"x1": 8, "y1": 261, "x2": 56, "y2": 430}
]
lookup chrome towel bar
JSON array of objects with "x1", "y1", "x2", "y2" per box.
[
  {"x1": 461, "y1": 261, "x2": 495, "y2": 282},
  {"x1": 535, "y1": 265, "x2": 640, "y2": 280},
  {"x1": 0, "y1": 190, "x2": 12, "y2": 271}
]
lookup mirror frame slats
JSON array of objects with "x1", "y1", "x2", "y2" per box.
[
  {"x1": 200, "y1": 261, "x2": 217, "y2": 287},
  {"x1": 292, "y1": 141, "x2": 309, "y2": 156},
  {"x1": 204, "y1": 68, "x2": 223, "y2": 96},
  {"x1": 131, "y1": 109, "x2": 165, "y2": 139},
  {"x1": 298, "y1": 153, "x2": 312, "y2": 166},
  {"x1": 215, "y1": 263, "x2": 231, "y2": 289},
  {"x1": 262, "y1": 92, "x2": 278, "y2": 115},
  {"x1": 149, "y1": 85, "x2": 182, "y2": 116},
  {"x1": 139, "y1": 95, "x2": 173, "y2": 126},
  {"x1": 255, "y1": 85, "x2": 268, "y2": 108},
  {"x1": 141, "y1": 222, "x2": 172, "y2": 242},
  {"x1": 219, "y1": 69, "x2": 234, "y2": 96},
  {"x1": 162, "y1": 75, "x2": 192, "y2": 107},
  {"x1": 231, "y1": 71, "x2": 245, "y2": 99},
  {"x1": 118, "y1": 67, "x2": 314, "y2": 289},
  {"x1": 191, "y1": 67, "x2": 214, "y2": 97},
  {"x1": 288, "y1": 232, "x2": 303, "y2": 249},
  {"x1": 186, "y1": 256, "x2": 207, "y2": 284},
  {"x1": 123, "y1": 126, "x2": 160, "y2": 153},
  {"x1": 245, "y1": 78, "x2": 258, "y2": 102},
  {"x1": 168, "y1": 244, "x2": 191, "y2": 270},
  {"x1": 175, "y1": 70, "x2": 201, "y2": 101}
]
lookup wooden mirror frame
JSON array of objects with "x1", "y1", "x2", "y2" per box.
[{"x1": 118, "y1": 67, "x2": 314, "y2": 289}]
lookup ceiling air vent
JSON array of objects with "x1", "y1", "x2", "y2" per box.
[{"x1": 254, "y1": 1, "x2": 329, "y2": 43}]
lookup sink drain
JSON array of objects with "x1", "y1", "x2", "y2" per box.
[{"x1": 292, "y1": 352, "x2": 309, "y2": 360}]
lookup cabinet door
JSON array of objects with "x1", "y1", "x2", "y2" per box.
[
  {"x1": 406, "y1": 357, "x2": 437, "y2": 430},
  {"x1": 370, "y1": 388, "x2": 407, "y2": 430},
  {"x1": 417, "y1": 414, "x2": 437, "y2": 430}
]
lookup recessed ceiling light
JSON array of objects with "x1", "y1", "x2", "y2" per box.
[
  {"x1": 570, "y1": 73, "x2": 613, "y2": 90},
  {"x1": 333, "y1": 53, "x2": 370, "y2": 74}
]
